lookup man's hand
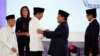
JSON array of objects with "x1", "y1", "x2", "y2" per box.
[
  {"x1": 37, "y1": 29, "x2": 43, "y2": 34},
  {"x1": 45, "y1": 29, "x2": 51, "y2": 32},
  {"x1": 16, "y1": 32, "x2": 29, "y2": 36},
  {"x1": 24, "y1": 32, "x2": 29, "y2": 36},
  {"x1": 16, "y1": 54, "x2": 19, "y2": 56},
  {"x1": 11, "y1": 47, "x2": 17, "y2": 53},
  {"x1": 89, "y1": 52, "x2": 92, "y2": 56}
]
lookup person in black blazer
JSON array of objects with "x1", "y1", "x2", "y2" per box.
[
  {"x1": 85, "y1": 8, "x2": 100, "y2": 56},
  {"x1": 37, "y1": 10, "x2": 69, "y2": 56}
]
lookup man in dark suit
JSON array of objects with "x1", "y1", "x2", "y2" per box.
[
  {"x1": 37, "y1": 10, "x2": 69, "y2": 56},
  {"x1": 85, "y1": 8, "x2": 100, "y2": 56}
]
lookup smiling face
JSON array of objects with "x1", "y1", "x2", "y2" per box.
[
  {"x1": 7, "y1": 19, "x2": 16, "y2": 27},
  {"x1": 35, "y1": 12, "x2": 43, "y2": 20}
]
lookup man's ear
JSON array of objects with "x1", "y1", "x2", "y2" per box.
[{"x1": 62, "y1": 16, "x2": 65, "y2": 20}]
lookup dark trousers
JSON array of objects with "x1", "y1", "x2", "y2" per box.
[
  {"x1": 17, "y1": 36, "x2": 30, "y2": 56},
  {"x1": 30, "y1": 51, "x2": 42, "y2": 56}
]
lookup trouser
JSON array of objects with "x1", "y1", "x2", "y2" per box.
[
  {"x1": 17, "y1": 36, "x2": 30, "y2": 56},
  {"x1": 30, "y1": 51, "x2": 42, "y2": 56}
]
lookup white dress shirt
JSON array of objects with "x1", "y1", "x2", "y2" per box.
[{"x1": 29, "y1": 17, "x2": 44, "y2": 51}]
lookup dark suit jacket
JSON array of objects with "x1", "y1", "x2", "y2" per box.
[
  {"x1": 85, "y1": 19, "x2": 100, "y2": 55},
  {"x1": 43, "y1": 21, "x2": 69, "y2": 56}
]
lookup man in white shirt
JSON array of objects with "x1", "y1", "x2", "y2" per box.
[
  {"x1": 29, "y1": 7, "x2": 45, "y2": 56},
  {"x1": 0, "y1": 15, "x2": 18, "y2": 56}
]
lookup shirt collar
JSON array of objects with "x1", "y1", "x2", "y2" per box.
[
  {"x1": 6, "y1": 24, "x2": 13, "y2": 30},
  {"x1": 89, "y1": 18, "x2": 95, "y2": 23},
  {"x1": 33, "y1": 16, "x2": 40, "y2": 22}
]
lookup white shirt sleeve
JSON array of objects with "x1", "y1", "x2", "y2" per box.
[
  {"x1": 37, "y1": 26, "x2": 43, "y2": 38},
  {"x1": 29, "y1": 19, "x2": 43, "y2": 39}
]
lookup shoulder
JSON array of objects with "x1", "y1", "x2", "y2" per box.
[
  {"x1": 30, "y1": 18, "x2": 37, "y2": 22},
  {"x1": 93, "y1": 19, "x2": 99, "y2": 27},
  {"x1": 0, "y1": 26, "x2": 7, "y2": 32},
  {"x1": 16, "y1": 18, "x2": 22, "y2": 22},
  {"x1": 90, "y1": 19, "x2": 100, "y2": 30},
  {"x1": 61, "y1": 22, "x2": 68, "y2": 27},
  {"x1": 29, "y1": 17, "x2": 32, "y2": 20},
  {"x1": 29, "y1": 18, "x2": 35, "y2": 24},
  {"x1": 58, "y1": 22, "x2": 68, "y2": 30}
]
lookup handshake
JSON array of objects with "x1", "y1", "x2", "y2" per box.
[{"x1": 37, "y1": 29, "x2": 51, "y2": 34}]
